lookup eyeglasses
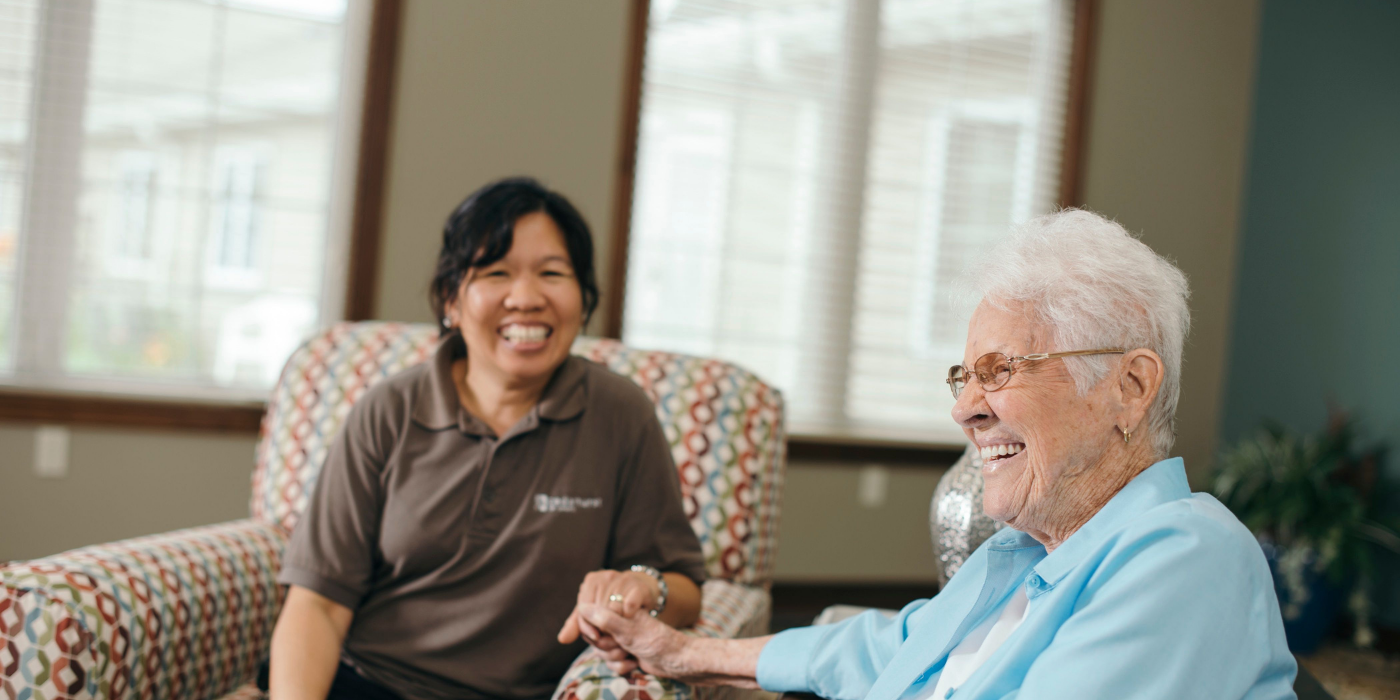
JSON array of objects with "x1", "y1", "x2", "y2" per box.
[{"x1": 946, "y1": 349, "x2": 1126, "y2": 399}]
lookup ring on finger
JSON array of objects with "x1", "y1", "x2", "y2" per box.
[{"x1": 608, "y1": 594, "x2": 624, "y2": 603}]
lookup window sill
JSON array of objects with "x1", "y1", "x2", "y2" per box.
[
  {"x1": 0, "y1": 389, "x2": 264, "y2": 433},
  {"x1": 787, "y1": 423, "x2": 968, "y2": 466},
  {"x1": 786, "y1": 434, "x2": 965, "y2": 466},
  {"x1": 0, "y1": 392, "x2": 967, "y2": 465}
]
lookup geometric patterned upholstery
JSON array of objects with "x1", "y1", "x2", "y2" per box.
[
  {"x1": 3, "y1": 322, "x2": 787, "y2": 700},
  {"x1": 1, "y1": 519, "x2": 286, "y2": 700},
  {"x1": 573, "y1": 337, "x2": 785, "y2": 585},
  {"x1": 250, "y1": 322, "x2": 438, "y2": 532}
]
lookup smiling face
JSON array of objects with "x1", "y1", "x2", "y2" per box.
[
  {"x1": 446, "y1": 211, "x2": 584, "y2": 387},
  {"x1": 952, "y1": 300, "x2": 1122, "y2": 538}
]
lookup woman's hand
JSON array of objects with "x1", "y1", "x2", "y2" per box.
[
  {"x1": 577, "y1": 603, "x2": 769, "y2": 688},
  {"x1": 557, "y1": 568, "x2": 660, "y2": 646},
  {"x1": 577, "y1": 602, "x2": 683, "y2": 677}
]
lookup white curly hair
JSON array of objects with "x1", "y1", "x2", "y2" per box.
[{"x1": 967, "y1": 209, "x2": 1192, "y2": 457}]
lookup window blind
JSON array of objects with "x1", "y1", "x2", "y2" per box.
[
  {"x1": 623, "y1": 0, "x2": 1074, "y2": 444},
  {"x1": 0, "y1": 0, "x2": 367, "y2": 400}
]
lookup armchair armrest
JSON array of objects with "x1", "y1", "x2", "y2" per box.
[
  {"x1": 1, "y1": 518, "x2": 288, "y2": 700},
  {"x1": 553, "y1": 579, "x2": 772, "y2": 700}
]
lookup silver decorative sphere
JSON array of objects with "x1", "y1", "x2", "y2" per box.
[{"x1": 930, "y1": 445, "x2": 1003, "y2": 586}]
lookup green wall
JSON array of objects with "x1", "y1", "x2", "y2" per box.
[{"x1": 1223, "y1": 0, "x2": 1400, "y2": 626}]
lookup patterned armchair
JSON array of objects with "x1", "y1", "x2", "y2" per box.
[{"x1": 1, "y1": 322, "x2": 787, "y2": 700}]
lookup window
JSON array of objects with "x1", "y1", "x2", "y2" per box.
[
  {"x1": 207, "y1": 145, "x2": 266, "y2": 284},
  {"x1": 623, "y1": 0, "x2": 1079, "y2": 443},
  {"x1": 111, "y1": 151, "x2": 156, "y2": 265},
  {"x1": 0, "y1": 0, "x2": 371, "y2": 400}
]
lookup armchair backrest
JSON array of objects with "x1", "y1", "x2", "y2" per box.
[{"x1": 251, "y1": 322, "x2": 786, "y2": 585}]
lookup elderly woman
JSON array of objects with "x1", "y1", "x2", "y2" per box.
[
  {"x1": 576, "y1": 210, "x2": 1297, "y2": 699},
  {"x1": 268, "y1": 178, "x2": 705, "y2": 700}
]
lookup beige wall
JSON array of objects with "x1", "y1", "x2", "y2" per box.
[
  {"x1": 0, "y1": 426, "x2": 254, "y2": 561},
  {"x1": 1079, "y1": 0, "x2": 1259, "y2": 485},
  {"x1": 373, "y1": 0, "x2": 631, "y2": 334},
  {"x1": 3, "y1": 0, "x2": 1259, "y2": 578},
  {"x1": 773, "y1": 463, "x2": 946, "y2": 582}
]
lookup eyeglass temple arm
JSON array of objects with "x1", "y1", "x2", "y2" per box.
[{"x1": 1019, "y1": 348, "x2": 1126, "y2": 361}]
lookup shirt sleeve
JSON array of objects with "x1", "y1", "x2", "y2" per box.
[
  {"x1": 757, "y1": 599, "x2": 931, "y2": 699},
  {"x1": 277, "y1": 387, "x2": 398, "y2": 609},
  {"x1": 1014, "y1": 514, "x2": 1298, "y2": 699},
  {"x1": 605, "y1": 409, "x2": 708, "y2": 585}
]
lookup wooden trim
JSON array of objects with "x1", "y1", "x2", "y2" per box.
[
  {"x1": 0, "y1": 387, "x2": 969, "y2": 459},
  {"x1": 601, "y1": 0, "x2": 650, "y2": 339},
  {"x1": 0, "y1": 391, "x2": 263, "y2": 433},
  {"x1": 786, "y1": 436, "x2": 964, "y2": 467},
  {"x1": 344, "y1": 0, "x2": 404, "y2": 321},
  {"x1": 770, "y1": 581, "x2": 941, "y2": 636},
  {"x1": 771, "y1": 581, "x2": 941, "y2": 623},
  {"x1": 1058, "y1": 0, "x2": 1098, "y2": 208}
]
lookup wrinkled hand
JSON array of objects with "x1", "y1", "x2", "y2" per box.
[
  {"x1": 575, "y1": 601, "x2": 688, "y2": 678},
  {"x1": 557, "y1": 569, "x2": 661, "y2": 666}
]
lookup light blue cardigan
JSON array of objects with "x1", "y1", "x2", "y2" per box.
[{"x1": 756, "y1": 458, "x2": 1298, "y2": 700}]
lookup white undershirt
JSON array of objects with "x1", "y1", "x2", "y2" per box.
[{"x1": 914, "y1": 587, "x2": 1030, "y2": 700}]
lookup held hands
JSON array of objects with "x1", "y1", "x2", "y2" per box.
[
  {"x1": 557, "y1": 569, "x2": 661, "y2": 656},
  {"x1": 574, "y1": 600, "x2": 687, "y2": 678},
  {"x1": 558, "y1": 573, "x2": 757, "y2": 686}
]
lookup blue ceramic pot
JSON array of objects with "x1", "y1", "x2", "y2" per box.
[{"x1": 1259, "y1": 539, "x2": 1344, "y2": 655}]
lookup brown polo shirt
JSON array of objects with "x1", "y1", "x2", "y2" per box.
[{"x1": 278, "y1": 334, "x2": 706, "y2": 700}]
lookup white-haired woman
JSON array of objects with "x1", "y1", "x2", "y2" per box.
[{"x1": 571, "y1": 210, "x2": 1299, "y2": 700}]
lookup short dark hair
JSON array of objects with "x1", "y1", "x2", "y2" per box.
[{"x1": 429, "y1": 177, "x2": 599, "y2": 328}]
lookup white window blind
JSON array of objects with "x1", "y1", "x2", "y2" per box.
[
  {"x1": 0, "y1": 0, "x2": 370, "y2": 400},
  {"x1": 624, "y1": 0, "x2": 1074, "y2": 444}
]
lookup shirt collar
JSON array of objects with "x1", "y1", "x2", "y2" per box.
[
  {"x1": 537, "y1": 356, "x2": 588, "y2": 421},
  {"x1": 1031, "y1": 456, "x2": 1191, "y2": 587},
  {"x1": 411, "y1": 333, "x2": 589, "y2": 434}
]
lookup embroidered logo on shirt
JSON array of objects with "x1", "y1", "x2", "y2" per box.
[{"x1": 534, "y1": 494, "x2": 603, "y2": 513}]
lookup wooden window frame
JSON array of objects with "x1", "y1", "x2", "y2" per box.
[
  {"x1": 603, "y1": 0, "x2": 1099, "y2": 461},
  {"x1": 0, "y1": 0, "x2": 403, "y2": 435}
]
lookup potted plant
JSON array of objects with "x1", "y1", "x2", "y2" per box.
[{"x1": 1211, "y1": 411, "x2": 1400, "y2": 653}]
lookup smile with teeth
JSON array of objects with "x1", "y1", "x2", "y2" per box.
[
  {"x1": 499, "y1": 323, "x2": 552, "y2": 344},
  {"x1": 979, "y1": 443, "x2": 1025, "y2": 462}
]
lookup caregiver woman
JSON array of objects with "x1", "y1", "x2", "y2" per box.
[{"x1": 268, "y1": 178, "x2": 705, "y2": 700}]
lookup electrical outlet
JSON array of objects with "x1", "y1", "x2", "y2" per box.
[
  {"x1": 34, "y1": 425, "x2": 69, "y2": 478},
  {"x1": 857, "y1": 464, "x2": 888, "y2": 508}
]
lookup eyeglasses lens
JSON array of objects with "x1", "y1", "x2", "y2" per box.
[
  {"x1": 947, "y1": 365, "x2": 966, "y2": 398},
  {"x1": 974, "y1": 353, "x2": 1013, "y2": 392}
]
